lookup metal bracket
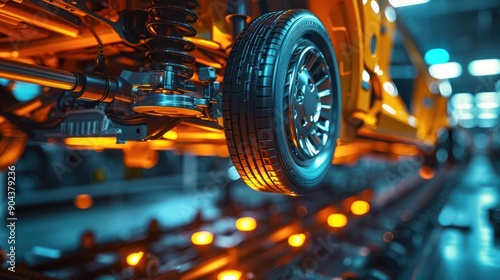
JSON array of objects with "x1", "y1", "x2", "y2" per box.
[{"x1": 35, "y1": 109, "x2": 147, "y2": 143}]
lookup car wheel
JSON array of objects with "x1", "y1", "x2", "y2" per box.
[{"x1": 222, "y1": 10, "x2": 341, "y2": 194}]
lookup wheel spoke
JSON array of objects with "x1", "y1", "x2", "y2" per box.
[
  {"x1": 315, "y1": 74, "x2": 329, "y2": 87},
  {"x1": 306, "y1": 51, "x2": 319, "y2": 71},
  {"x1": 318, "y1": 89, "x2": 330, "y2": 98},
  {"x1": 305, "y1": 137, "x2": 318, "y2": 155},
  {"x1": 316, "y1": 123, "x2": 328, "y2": 132},
  {"x1": 309, "y1": 58, "x2": 323, "y2": 77}
]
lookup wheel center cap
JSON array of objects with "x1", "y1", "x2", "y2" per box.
[{"x1": 296, "y1": 69, "x2": 320, "y2": 133}]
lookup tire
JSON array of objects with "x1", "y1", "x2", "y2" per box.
[{"x1": 222, "y1": 10, "x2": 341, "y2": 194}]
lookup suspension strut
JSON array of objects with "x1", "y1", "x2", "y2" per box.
[{"x1": 133, "y1": 0, "x2": 204, "y2": 117}]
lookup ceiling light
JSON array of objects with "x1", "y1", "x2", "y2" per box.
[
  {"x1": 424, "y1": 48, "x2": 450, "y2": 65},
  {"x1": 468, "y1": 59, "x2": 500, "y2": 76},
  {"x1": 475, "y1": 92, "x2": 499, "y2": 109},
  {"x1": 438, "y1": 80, "x2": 452, "y2": 98},
  {"x1": 429, "y1": 62, "x2": 462, "y2": 79},
  {"x1": 389, "y1": 0, "x2": 430, "y2": 8}
]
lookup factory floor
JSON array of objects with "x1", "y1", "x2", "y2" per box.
[
  {"x1": 3, "y1": 140, "x2": 500, "y2": 279},
  {"x1": 404, "y1": 151, "x2": 500, "y2": 280}
]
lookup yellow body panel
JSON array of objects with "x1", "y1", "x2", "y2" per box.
[{"x1": 310, "y1": 0, "x2": 447, "y2": 156}]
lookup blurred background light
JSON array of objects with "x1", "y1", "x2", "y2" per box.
[
  {"x1": 288, "y1": 233, "x2": 306, "y2": 247},
  {"x1": 235, "y1": 217, "x2": 257, "y2": 232},
  {"x1": 424, "y1": 48, "x2": 450, "y2": 65},
  {"x1": 351, "y1": 200, "x2": 370, "y2": 215},
  {"x1": 438, "y1": 80, "x2": 453, "y2": 98},
  {"x1": 191, "y1": 231, "x2": 214, "y2": 245},
  {"x1": 475, "y1": 91, "x2": 500, "y2": 128},
  {"x1": 32, "y1": 246, "x2": 61, "y2": 259},
  {"x1": 429, "y1": 62, "x2": 462, "y2": 79},
  {"x1": 74, "y1": 194, "x2": 93, "y2": 209},
  {"x1": 163, "y1": 130, "x2": 178, "y2": 140},
  {"x1": 126, "y1": 251, "x2": 144, "y2": 266},
  {"x1": 389, "y1": 0, "x2": 430, "y2": 8},
  {"x1": 476, "y1": 92, "x2": 500, "y2": 109},
  {"x1": 419, "y1": 166, "x2": 435, "y2": 179},
  {"x1": 449, "y1": 93, "x2": 475, "y2": 128},
  {"x1": 327, "y1": 213, "x2": 348, "y2": 228},
  {"x1": 0, "y1": 78, "x2": 41, "y2": 101},
  {"x1": 468, "y1": 59, "x2": 500, "y2": 76},
  {"x1": 217, "y1": 270, "x2": 242, "y2": 280}
]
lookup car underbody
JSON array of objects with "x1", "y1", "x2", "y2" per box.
[{"x1": 0, "y1": 0, "x2": 448, "y2": 194}]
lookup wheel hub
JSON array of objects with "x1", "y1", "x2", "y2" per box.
[
  {"x1": 295, "y1": 68, "x2": 322, "y2": 136},
  {"x1": 287, "y1": 42, "x2": 334, "y2": 162}
]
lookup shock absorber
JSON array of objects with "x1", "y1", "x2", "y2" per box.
[{"x1": 133, "y1": 0, "x2": 204, "y2": 117}]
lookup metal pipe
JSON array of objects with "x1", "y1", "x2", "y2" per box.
[
  {"x1": 12, "y1": 25, "x2": 121, "y2": 58},
  {"x1": 0, "y1": 58, "x2": 133, "y2": 103},
  {"x1": 225, "y1": 0, "x2": 252, "y2": 41},
  {"x1": 0, "y1": 57, "x2": 77, "y2": 91},
  {"x1": 0, "y1": 1, "x2": 80, "y2": 37}
]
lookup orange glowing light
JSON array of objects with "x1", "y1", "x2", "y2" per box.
[
  {"x1": 235, "y1": 217, "x2": 257, "y2": 232},
  {"x1": 419, "y1": 165, "x2": 435, "y2": 180},
  {"x1": 180, "y1": 132, "x2": 226, "y2": 140},
  {"x1": 351, "y1": 200, "x2": 370, "y2": 216},
  {"x1": 126, "y1": 251, "x2": 144, "y2": 266},
  {"x1": 74, "y1": 194, "x2": 93, "y2": 209},
  {"x1": 327, "y1": 213, "x2": 348, "y2": 228},
  {"x1": 163, "y1": 130, "x2": 178, "y2": 140},
  {"x1": 217, "y1": 270, "x2": 242, "y2": 280},
  {"x1": 0, "y1": 51, "x2": 19, "y2": 58},
  {"x1": 288, "y1": 233, "x2": 306, "y2": 247},
  {"x1": 191, "y1": 231, "x2": 214, "y2": 245},
  {"x1": 65, "y1": 137, "x2": 117, "y2": 147}
]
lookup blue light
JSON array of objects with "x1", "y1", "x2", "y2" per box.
[
  {"x1": 424, "y1": 48, "x2": 450, "y2": 65},
  {"x1": 0, "y1": 78, "x2": 42, "y2": 101},
  {"x1": 11, "y1": 81, "x2": 41, "y2": 101}
]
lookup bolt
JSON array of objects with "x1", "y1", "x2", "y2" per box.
[
  {"x1": 309, "y1": 82, "x2": 316, "y2": 92},
  {"x1": 301, "y1": 116, "x2": 308, "y2": 126}
]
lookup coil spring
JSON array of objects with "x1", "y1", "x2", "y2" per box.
[{"x1": 145, "y1": 0, "x2": 199, "y2": 80}]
